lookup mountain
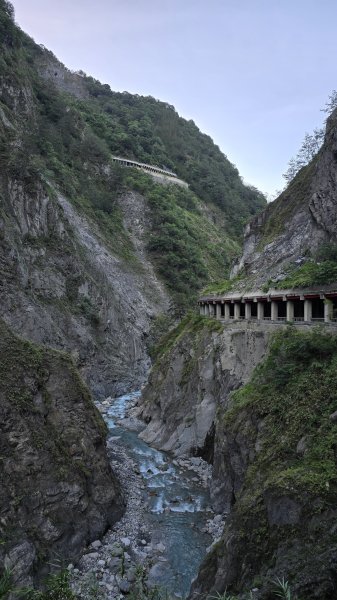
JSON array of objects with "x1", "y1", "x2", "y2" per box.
[
  {"x1": 0, "y1": 0, "x2": 265, "y2": 397},
  {"x1": 0, "y1": 0, "x2": 266, "y2": 588}
]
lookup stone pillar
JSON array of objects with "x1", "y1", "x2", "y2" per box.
[
  {"x1": 286, "y1": 300, "x2": 294, "y2": 322},
  {"x1": 304, "y1": 299, "x2": 312, "y2": 322},
  {"x1": 199, "y1": 304, "x2": 204, "y2": 316},
  {"x1": 271, "y1": 301, "x2": 278, "y2": 321},
  {"x1": 204, "y1": 304, "x2": 209, "y2": 316},
  {"x1": 224, "y1": 304, "x2": 230, "y2": 320},
  {"x1": 234, "y1": 303, "x2": 241, "y2": 320},
  {"x1": 245, "y1": 303, "x2": 251, "y2": 320},
  {"x1": 324, "y1": 300, "x2": 332, "y2": 323},
  {"x1": 216, "y1": 304, "x2": 222, "y2": 320},
  {"x1": 257, "y1": 302, "x2": 264, "y2": 320}
]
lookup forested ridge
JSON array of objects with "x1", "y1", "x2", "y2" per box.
[{"x1": 0, "y1": 0, "x2": 265, "y2": 306}]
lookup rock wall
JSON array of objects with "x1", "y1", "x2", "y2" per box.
[
  {"x1": 189, "y1": 327, "x2": 337, "y2": 600},
  {"x1": 231, "y1": 107, "x2": 337, "y2": 288},
  {"x1": 138, "y1": 320, "x2": 269, "y2": 460},
  {"x1": 0, "y1": 320, "x2": 124, "y2": 588},
  {"x1": 0, "y1": 178, "x2": 169, "y2": 398},
  {"x1": 140, "y1": 318, "x2": 337, "y2": 599}
]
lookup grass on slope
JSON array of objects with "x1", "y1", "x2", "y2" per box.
[{"x1": 267, "y1": 243, "x2": 337, "y2": 290}]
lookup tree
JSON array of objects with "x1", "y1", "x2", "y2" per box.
[
  {"x1": 283, "y1": 128, "x2": 324, "y2": 183},
  {"x1": 2, "y1": 0, "x2": 14, "y2": 19},
  {"x1": 321, "y1": 90, "x2": 337, "y2": 115}
]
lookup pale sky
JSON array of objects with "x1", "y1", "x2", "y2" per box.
[{"x1": 12, "y1": 0, "x2": 337, "y2": 196}]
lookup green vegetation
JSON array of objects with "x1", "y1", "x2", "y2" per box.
[
  {"x1": 122, "y1": 170, "x2": 238, "y2": 306},
  {"x1": 0, "y1": 569, "x2": 77, "y2": 600},
  {"x1": 201, "y1": 275, "x2": 243, "y2": 296},
  {"x1": 72, "y1": 77, "x2": 265, "y2": 239},
  {"x1": 0, "y1": 569, "x2": 12, "y2": 599},
  {"x1": 272, "y1": 259, "x2": 337, "y2": 289},
  {"x1": 0, "y1": 0, "x2": 265, "y2": 307},
  {"x1": 23, "y1": 570, "x2": 76, "y2": 600},
  {"x1": 153, "y1": 312, "x2": 223, "y2": 360},
  {"x1": 266, "y1": 244, "x2": 337, "y2": 290},
  {"x1": 272, "y1": 577, "x2": 293, "y2": 600},
  {"x1": 226, "y1": 327, "x2": 337, "y2": 495}
]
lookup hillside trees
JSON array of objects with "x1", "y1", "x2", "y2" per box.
[{"x1": 283, "y1": 90, "x2": 337, "y2": 184}]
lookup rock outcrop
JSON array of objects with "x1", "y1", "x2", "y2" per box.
[
  {"x1": 232, "y1": 107, "x2": 337, "y2": 289},
  {"x1": 189, "y1": 327, "x2": 337, "y2": 599},
  {"x1": 139, "y1": 317, "x2": 269, "y2": 462},
  {"x1": 0, "y1": 178, "x2": 169, "y2": 398},
  {"x1": 0, "y1": 320, "x2": 124, "y2": 587}
]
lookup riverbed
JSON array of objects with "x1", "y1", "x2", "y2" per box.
[{"x1": 71, "y1": 391, "x2": 214, "y2": 599}]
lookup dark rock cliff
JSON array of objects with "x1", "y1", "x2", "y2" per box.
[{"x1": 0, "y1": 320, "x2": 124, "y2": 587}]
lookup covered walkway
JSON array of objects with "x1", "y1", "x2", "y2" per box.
[{"x1": 199, "y1": 290, "x2": 337, "y2": 324}]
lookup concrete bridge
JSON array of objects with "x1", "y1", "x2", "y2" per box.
[
  {"x1": 199, "y1": 287, "x2": 337, "y2": 324},
  {"x1": 111, "y1": 156, "x2": 188, "y2": 188}
]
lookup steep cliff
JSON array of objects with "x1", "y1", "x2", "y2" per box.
[
  {"x1": 190, "y1": 327, "x2": 337, "y2": 599},
  {"x1": 0, "y1": 320, "x2": 124, "y2": 588},
  {"x1": 230, "y1": 106, "x2": 337, "y2": 291},
  {"x1": 138, "y1": 316, "x2": 269, "y2": 459}
]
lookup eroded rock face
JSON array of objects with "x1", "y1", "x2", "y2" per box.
[
  {"x1": 0, "y1": 320, "x2": 124, "y2": 587},
  {"x1": 138, "y1": 322, "x2": 269, "y2": 459},
  {"x1": 0, "y1": 178, "x2": 169, "y2": 398},
  {"x1": 231, "y1": 107, "x2": 337, "y2": 288}
]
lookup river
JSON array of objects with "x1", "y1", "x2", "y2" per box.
[{"x1": 104, "y1": 390, "x2": 212, "y2": 598}]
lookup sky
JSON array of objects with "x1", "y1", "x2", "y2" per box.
[{"x1": 11, "y1": 0, "x2": 337, "y2": 197}]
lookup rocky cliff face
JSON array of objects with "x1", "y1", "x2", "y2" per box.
[
  {"x1": 232, "y1": 107, "x2": 337, "y2": 289},
  {"x1": 0, "y1": 320, "x2": 124, "y2": 588},
  {"x1": 0, "y1": 178, "x2": 169, "y2": 398},
  {"x1": 138, "y1": 318, "x2": 269, "y2": 460},
  {"x1": 189, "y1": 327, "x2": 337, "y2": 600}
]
